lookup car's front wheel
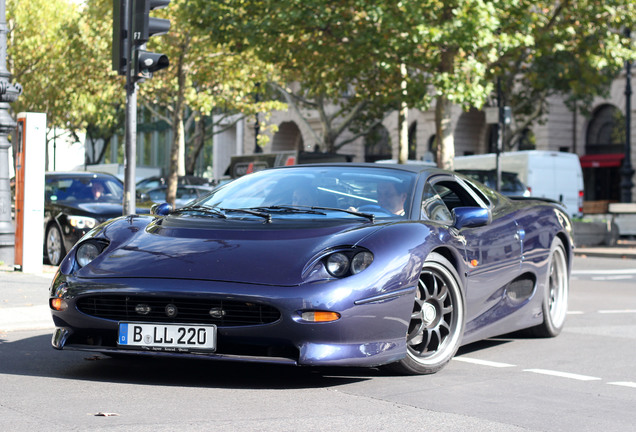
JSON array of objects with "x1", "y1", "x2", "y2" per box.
[
  {"x1": 46, "y1": 224, "x2": 65, "y2": 266},
  {"x1": 388, "y1": 252, "x2": 465, "y2": 375}
]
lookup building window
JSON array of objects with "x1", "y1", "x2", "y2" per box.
[{"x1": 586, "y1": 104, "x2": 625, "y2": 155}]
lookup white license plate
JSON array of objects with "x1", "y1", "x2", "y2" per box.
[{"x1": 118, "y1": 322, "x2": 216, "y2": 351}]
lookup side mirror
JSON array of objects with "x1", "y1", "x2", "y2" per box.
[
  {"x1": 452, "y1": 207, "x2": 490, "y2": 229},
  {"x1": 151, "y1": 202, "x2": 172, "y2": 216}
]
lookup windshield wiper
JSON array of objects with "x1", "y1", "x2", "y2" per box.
[
  {"x1": 251, "y1": 205, "x2": 327, "y2": 215},
  {"x1": 170, "y1": 205, "x2": 227, "y2": 218},
  {"x1": 221, "y1": 208, "x2": 272, "y2": 223},
  {"x1": 310, "y1": 206, "x2": 375, "y2": 222}
]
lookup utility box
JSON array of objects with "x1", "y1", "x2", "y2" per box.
[{"x1": 14, "y1": 112, "x2": 46, "y2": 273}]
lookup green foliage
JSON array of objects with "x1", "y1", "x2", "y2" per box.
[{"x1": 7, "y1": 0, "x2": 636, "y2": 169}]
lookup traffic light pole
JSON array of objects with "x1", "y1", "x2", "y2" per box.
[
  {"x1": 123, "y1": 0, "x2": 137, "y2": 215},
  {"x1": 113, "y1": 0, "x2": 170, "y2": 215},
  {"x1": 124, "y1": 80, "x2": 137, "y2": 215}
]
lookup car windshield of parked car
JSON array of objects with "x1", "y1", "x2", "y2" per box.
[
  {"x1": 46, "y1": 177, "x2": 123, "y2": 203},
  {"x1": 194, "y1": 166, "x2": 417, "y2": 219}
]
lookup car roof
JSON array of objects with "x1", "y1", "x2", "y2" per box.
[{"x1": 45, "y1": 171, "x2": 121, "y2": 180}]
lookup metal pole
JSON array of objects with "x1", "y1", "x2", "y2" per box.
[
  {"x1": 620, "y1": 29, "x2": 634, "y2": 203},
  {"x1": 123, "y1": 0, "x2": 136, "y2": 215},
  {"x1": 0, "y1": 0, "x2": 22, "y2": 266},
  {"x1": 253, "y1": 83, "x2": 261, "y2": 153},
  {"x1": 496, "y1": 78, "x2": 503, "y2": 192}
]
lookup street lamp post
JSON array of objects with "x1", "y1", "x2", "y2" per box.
[
  {"x1": 0, "y1": 0, "x2": 22, "y2": 266},
  {"x1": 253, "y1": 82, "x2": 261, "y2": 153},
  {"x1": 621, "y1": 29, "x2": 634, "y2": 203}
]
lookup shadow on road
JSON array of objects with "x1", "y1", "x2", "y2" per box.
[{"x1": 0, "y1": 332, "x2": 379, "y2": 389}]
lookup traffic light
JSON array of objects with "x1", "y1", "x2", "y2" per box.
[{"x1": 132, "y1": 0, "x2": 171, "y2": 80}]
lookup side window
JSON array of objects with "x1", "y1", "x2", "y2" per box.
[
  {"x1": 461, "y1": 178, "x2": 492, "y2": 207},
  {"x1": 421, "y1": 182, "x2": 453, "y2": 223},
  {"x1": 430, "y1": 177, "x2": 486, "y2": 212}
]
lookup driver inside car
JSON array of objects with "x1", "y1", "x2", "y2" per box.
[{"x1": 377, "y1": 180, "x2": 407, "y2": 216}]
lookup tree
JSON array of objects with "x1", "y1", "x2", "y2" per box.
[
  {"x1": 7, "y1": 0, "x2": 125, "y2": 161},
  {"x1": 187, "y1": 1, "x2": 504, "y2": 167},
  {"x1": 186, "y1": 1, "x2": 410, "y2": 154},
  {"x1": 188, "y1": 0, "x2": 636, "y2": 169},
  {"x1": 138, "y1": 0, "x2": 286, "y2": 205},
  {"x1": 491, "y1": 1, "x2": 636, "y2": 150}
]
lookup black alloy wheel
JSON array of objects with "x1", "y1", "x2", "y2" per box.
[{"x1": 388, "y1": 252, "x2": 465, "y2": 375}]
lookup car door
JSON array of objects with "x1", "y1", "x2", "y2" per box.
[{"x1": 426, "y1": 175, "x2": 523, "y2": 335}]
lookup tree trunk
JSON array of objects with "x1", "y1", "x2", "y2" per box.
[
  {"x1": 435, "y1": 23, "x2": 456, "y2": 171},
  {"x1": 167, "y1": 51, "x2": 187, "y2": 207},
  {"x1": 186, "y1": 114, "x2": 206, "y2": 175},
  {"x1": 435, "y1": 94, "x2": 454, "y2": 170}
]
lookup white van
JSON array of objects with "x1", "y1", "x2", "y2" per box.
[{"x1": 454, "y1": 151, "x2": 584, "y2": 218}]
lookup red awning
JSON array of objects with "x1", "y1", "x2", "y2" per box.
[{"x1": 580, "y1": 153, "x2": 625, "y2": 168}]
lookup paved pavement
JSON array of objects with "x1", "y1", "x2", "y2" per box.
[
  {"x1": 0, "y1": 265, "x2": 56, "y2": 332},
  {"x1": 1, "y1": 241, "x2": 635, "y2": 333},
  {"x1": 574, "y1": 238, "x2": 636, "y2": 259}
]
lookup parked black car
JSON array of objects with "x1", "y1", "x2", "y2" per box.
[
  {"x1": 44, "y1": 172, "x2": 149, "y2": 265},
  {"x1": 136, "y1": 175, "x2": 212, "y2": 193}
]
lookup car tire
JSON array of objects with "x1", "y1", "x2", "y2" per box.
[
  {"x1": 387, "y1": 252, "x2": 465, "y2": 375},
  {"x1": 528, "y1": 237, "x2": 569, "y2": 338},
  {"x1": 46, "y1": 224, "x2": 66, "y2": 266}
]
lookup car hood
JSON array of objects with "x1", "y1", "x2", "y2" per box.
[{"x1": 79, "y1": 216, "x2": 386, "y2": 285}]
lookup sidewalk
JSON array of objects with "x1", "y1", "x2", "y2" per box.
[
  {"x1": 0, "y1": 265, "x2": 56, "y2": 332},
  {"x1": 574, "y1": 238, "x2": 636, "y2": 259}
]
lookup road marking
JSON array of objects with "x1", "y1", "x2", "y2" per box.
[
  {"x1": 608, "y1": 382, "x2": 636, "y2": 388},
  {"x1": 598, "y1": 309, "x2": 636, "y2": 314},
  {"x1": 453, "y1": 357, "x2": 515, "y2": 368},
  {"x1": 572, "y1": 269, "x2": 636, "y2": 275},
  {"x1": 524, "y1": 369, "x2": 601, "y2": 381},
  {"x1": 592, "y1": 276, "x2": 634, "y2": 281},
  {"x1": 567, "y1": 311, "x2": 584, "y2": 315}
]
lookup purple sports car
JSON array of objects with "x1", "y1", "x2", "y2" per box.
[{"x1": 49, "y1": 163, "x2": 572, "y2": 374}]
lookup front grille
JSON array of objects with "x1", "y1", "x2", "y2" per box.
[{"x1": 76, "y1": 295, "x2": 281, "y2": 327}]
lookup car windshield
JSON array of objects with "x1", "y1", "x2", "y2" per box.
[
  {"x1": 46, "y1": 177, "x2": 124, "y2": 203},
  {"x1": 193, "y1": 166, "x2": 417, "y2": 220}
]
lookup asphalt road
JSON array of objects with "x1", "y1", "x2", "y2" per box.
[{"x1": 1, "y1": 256, "x2": 635, "y2": 431}]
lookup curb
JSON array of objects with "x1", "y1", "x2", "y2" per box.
[{"x1": 574, "y1": 249, "x2": 636, "y2": 259}]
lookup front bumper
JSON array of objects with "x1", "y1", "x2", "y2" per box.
[{"x1": 49, "y1": 273, "x2": 415, "y2": 368}]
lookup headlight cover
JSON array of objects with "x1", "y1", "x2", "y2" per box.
[
  {"x1": 75, "y1": 240, "x2": 108, "y2": 268},
  {"x1": 326, "y1": 253, "x2": 350, "y2": 277},
  {"x1": 351, "y1": 251, "x2": 374, "y2": 274},
  {"x1": 68, "y1": 215, "x2": 98, "y2": 230},
  {"x1": 324, "y1": 249, "x2": 374, "y2": 278}
]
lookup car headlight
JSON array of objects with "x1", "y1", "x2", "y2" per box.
[
  {"x1": 351, "y1": 251, "x2": 373, "y2": 274},
  {"x1": 68, "y1": 215, "x2": 98, "y2": 230},
  {"x1": 326, "y1": 253, "x2": 350, "y2": 277},
  {"x1": 75, "y1": 240, "x2": 108, "y2": 268},
  {"x1": 324, "y1": 249, "x2": 373, "y2": 278}
]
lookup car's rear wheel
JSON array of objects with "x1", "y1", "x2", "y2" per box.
[
  {"x1": 387, "y1": 252, "x2": 465, "y2": 375},
  {"x1": 528, "y1": 237, "x2": 569, "y2": 337},
  {"x1": 46, "y1": 224, "x2": 65, "y2": 266}
]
